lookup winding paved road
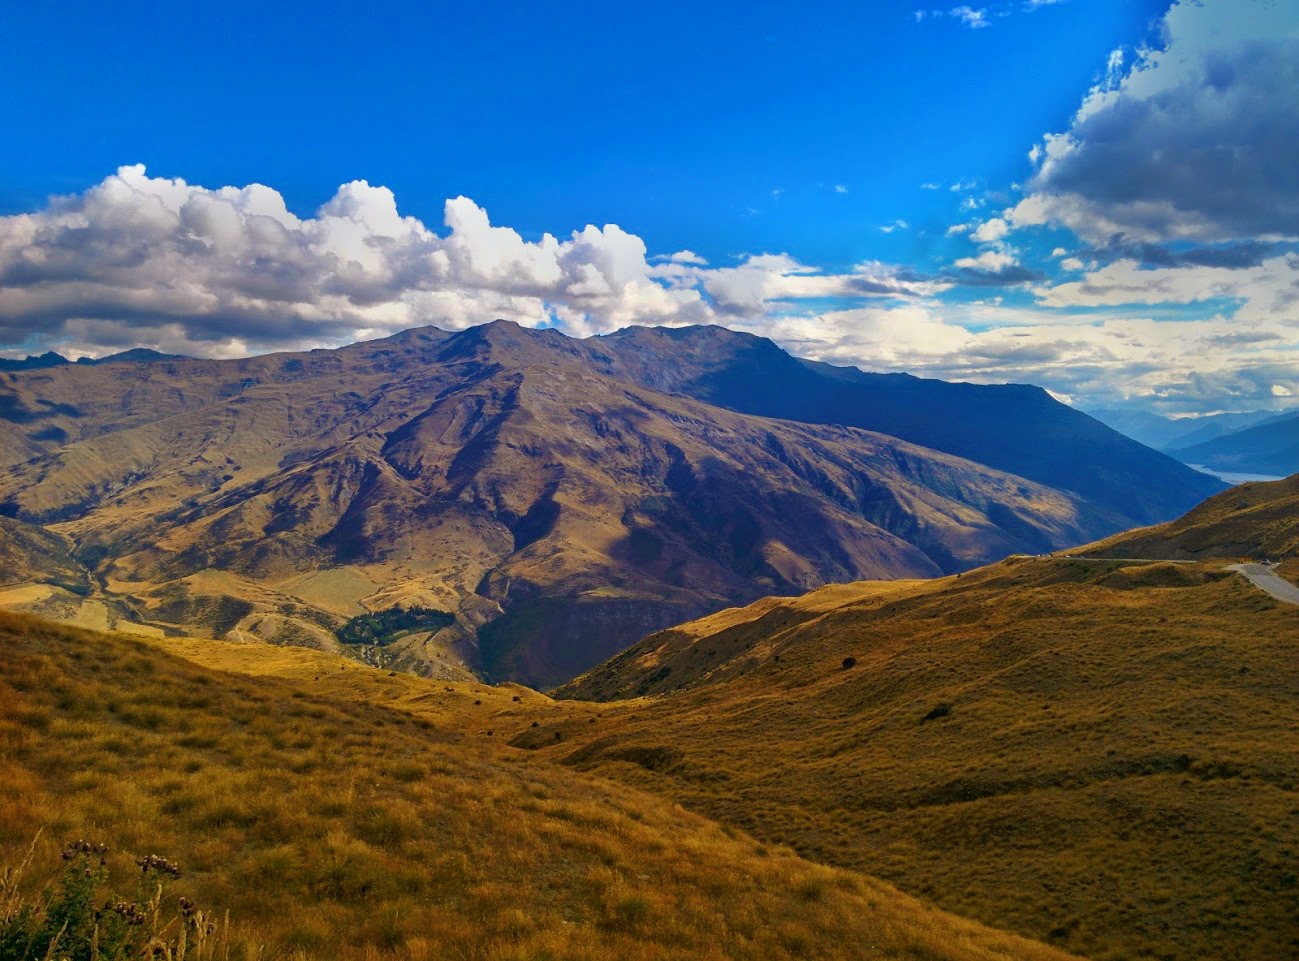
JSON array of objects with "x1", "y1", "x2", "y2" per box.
[{"x1": 1227, "y1": 564, "x2": 1299, "y2": 606}]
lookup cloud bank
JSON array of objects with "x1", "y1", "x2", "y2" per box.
[
  {"x1": 0, "y1": 164, "x2": 941, "y2": 358},
  {"x1": 1011, "y1": 0, "x2": 1299, "y2": 243},
  {"x1": 0, "y1": 157, "x2": 1295, "y2": 415}
]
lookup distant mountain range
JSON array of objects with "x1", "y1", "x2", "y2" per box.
[
  {"x1": 1085, "y1": 407, "x2": 1288, "y2": 453},
  {"x1": 1087, "y1": 405, "x2": 1299, "y2": 478},
  {"x1": 1168, "y1": 413, "x2": 1299, "y2": 478},
  {"x1": 0, "y1": 321, "x2": 1223, "y2": 685},
  {"x1": 0, "y1": 347, "x2": 187, "y2": 371}
]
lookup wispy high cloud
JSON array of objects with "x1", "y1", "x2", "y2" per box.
[{"x1": 914, "y1": 1, "x2": 1065, "y2": 29}]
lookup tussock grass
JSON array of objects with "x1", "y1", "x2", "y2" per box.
[
  {"x1": 0, "y1": 612, "x2": 1078, "y2": 961},
  {"x1": 553, "y1": 556, "x2": 1299, "y2": 961},
  {"x1": 1086, "y1": 472, "x2": 1299, "y2": 561}
]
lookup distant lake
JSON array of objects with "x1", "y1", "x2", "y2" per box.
[{"x1": 1187, "y1": 464, "x2": 1285, "y2": 486}]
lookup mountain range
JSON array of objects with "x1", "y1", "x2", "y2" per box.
[
  {"x1": 1085, "y1": 407, "x2": 1285, "y2": 453},
  {"x1": 0, "y1": 321, "x2": 1223, "y2": 686},
  {"x1": 0, "y1": 347, "x2": 186, "y2": 372},
  {"x1": 1087, "y1": 405, "x2": 1299, "y2": 478},
  {"x1": 1168, "y1": 412, "x2": 1299, "y2": 478}
]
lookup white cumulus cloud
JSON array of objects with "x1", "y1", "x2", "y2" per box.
[{"x1": 0, "y1": 166, "x2": 945, "y2": 356}]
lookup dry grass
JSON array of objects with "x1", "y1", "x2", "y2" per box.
[
  {"x1": 0, "y1": 611, "x2": 1079, "y2": 961},
  {"x1": 1086, "y1": 472, "x2": 1299, "y2": 561},
  {"x1": 551, "y1": 555, "x2": 1299, "y2": 961},
  {"x1": 1, "y1": 836, "x2": 234, "y2": 961}
]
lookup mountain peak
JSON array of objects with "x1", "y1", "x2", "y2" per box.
[
  {"x1": 79, "y1": 347, "x2": 189, "y2": 365},
  {"x1": 600, "y1": 323, "x2": 777, "y2": 354},
  {"x1": 0, "y1": 350, "x2": 70, "y2": 371},
  {"x1": 0, "y1": 318, "x2": 1224, "y2": 688}
]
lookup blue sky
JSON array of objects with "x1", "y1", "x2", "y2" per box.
[
  {"x1": 1, "y1": 1, "x2": 1160, "y2": 266},
  {"x1": 1, "y1": 0, "x2": 1296, "y2": 415}
]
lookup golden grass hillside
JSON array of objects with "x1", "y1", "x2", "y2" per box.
[
  {"x1": 0, "y1": 611, "x2": 1082, "y2": 961},
  {"x1": 550, "y1": 556, "x2": 1299, "y2": 961},
  {"x1": 1086, "y1": 472, "x2": 1299, "y2": 562}
]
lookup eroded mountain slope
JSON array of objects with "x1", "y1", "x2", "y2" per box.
[
  {"x1": 1, "y1": 322, "x2": 1110, "y2": 685},
  {"x1": 594, "y1": 324, "x2": 1226, "y2": 525}
]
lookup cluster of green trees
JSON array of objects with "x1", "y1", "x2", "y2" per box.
[{"x1": 336, "y1": 606, "x2": 455, "y2": 646}]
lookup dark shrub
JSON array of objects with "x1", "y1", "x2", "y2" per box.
[{"x1": 921, "y1": 703, "x2": 952, "y2": 724}]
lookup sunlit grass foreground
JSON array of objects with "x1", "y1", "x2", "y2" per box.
[{"x1": 0, "y1": 613, "x2": 1077, "y2": 961}]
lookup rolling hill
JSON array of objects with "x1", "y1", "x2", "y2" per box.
[
  {"x1": 4, "y1": 473, "x2": 1294, "y2": 961},
  {"x1": 0, "y1": 610, "x2": 1082, "y2": 961},
  {"x1": 548, "y1": 486, "x2": 1299, "y2": 960},
  {"x1": 1090, "y1": 472, "x2": 1299, "y2": 562},
  {"x1": 0, "y1": 321, "x2": 1220, "y2": 686}
]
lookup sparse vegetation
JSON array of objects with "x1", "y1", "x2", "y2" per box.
[
  {"x1": 554, "y1": 554, "x2": 1299, "y2": 961},
  {"x1": 0, "y1": 838, "x2": 231, "y2": 961}
]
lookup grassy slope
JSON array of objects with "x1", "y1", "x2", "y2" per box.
[
  {"x1": 0, "y1": 612, "x2": 1078, "y2": 961},
  {"x1": 1087, "y1": 473, "x2": 1299, "y2": 562},
  {"x1": 551, "y1": 556, "x2": 1299, "y2": 961}
]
